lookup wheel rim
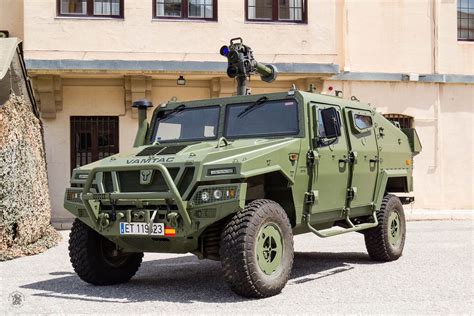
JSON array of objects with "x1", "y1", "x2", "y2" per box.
[
  {"x1": 256, "y1": 223, "x2": 283, "y2": 276},
  {"x1": 100, "y1": 238, "x2": 130, "y2": 267},
  {"x1": 388, "y1": 210, "x2": 402, "y2": 248}
]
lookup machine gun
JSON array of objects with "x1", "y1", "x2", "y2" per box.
[{"x1": 220, "y1": 38, "x2": 278, "y2": 95}]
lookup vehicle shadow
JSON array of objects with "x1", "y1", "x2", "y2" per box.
[{"x1": 21, "y1": 251, "x2": 376, "y2": 304}]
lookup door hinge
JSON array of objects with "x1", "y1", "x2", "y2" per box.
[
  {"x1": 339, "y1": 151, "x2": 357, "y2": 165},
  {"x1": 305, "y1": 191, "x2": 315, "y2": 204},
  {"x1": 306, "y1": 150, "x2": 316, "y2": 167},
  {"x1": 347, "y1": 187, "x2": 356, "y2": 201}
]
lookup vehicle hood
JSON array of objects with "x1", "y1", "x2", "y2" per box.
[{"x1": 76, "y1": 138, "x2": 302, "y2": 181}]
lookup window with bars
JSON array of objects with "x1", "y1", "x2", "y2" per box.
[
  {"x1": 154, "y1": 0, "x2": 217, "y2": 20},
  {"x1": 70, "y1": 116, "x2": 119, "y2": 173},
  {"x1": 58, "y1": 0, "x2": 124, "y2": 18},
  {"x1": 246, "y1": 0, "x2": 306, "y2": 23},
  {"x1": 382, "y1": 114, "x2": 414, "y2": 129},
  {"x1": 458, "y1": 0, "x2": 474, "y2": 41}
]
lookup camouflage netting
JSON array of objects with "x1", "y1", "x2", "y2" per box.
[{"x1": 0, "y1": 50, "x2": 61, "y2": 261}]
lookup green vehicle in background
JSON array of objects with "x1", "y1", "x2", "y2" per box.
[{"x1": 65, "y1": 39, "x2": 421, "y2": 298}]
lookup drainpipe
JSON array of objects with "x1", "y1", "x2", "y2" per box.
[{"x1": 132, "y1": 99, "x2": 153, "y2": 147}]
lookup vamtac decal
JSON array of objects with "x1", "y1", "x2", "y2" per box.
[{"x1": 126, "y1": 157, "x2": 175, "y2": 164}]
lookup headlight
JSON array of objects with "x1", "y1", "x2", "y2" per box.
[
  {"x1": 192, "y1": 185, "x2": 239, "y2": 206},
  {"x1": 213, "y1": 189, "x2": 223, "y2": 199},
  {"x1": 66, "y1": 188, "x2": 83, "y2": 203},
  {"x1": 201, "y1": 191, "x2": 210, "y2": 202}
]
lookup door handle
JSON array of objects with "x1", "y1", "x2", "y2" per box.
[
  {"x1": 369, "y1": 158, "x2": 380, "y2": 163},
  {"x1": 339, "y1": 152, "x2": 356, "y2": 164}
]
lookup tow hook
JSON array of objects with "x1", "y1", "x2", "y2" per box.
[
  {"x1": 167, "y1": 212, "x2": 180, "y2": 228},
  {"x1": 98, "y1": 213, "x2": 110, "y2": 231}
]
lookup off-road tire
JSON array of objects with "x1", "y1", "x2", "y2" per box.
[
  {"x1": 69, "y1": 219, "x2": 143, "y2": 285},
  {"x1": 364, "y1": 194, "x2": 406, "y2": 262},
  {"x1": 220, "y1": 199, "x2": 294, "y2": 298}
]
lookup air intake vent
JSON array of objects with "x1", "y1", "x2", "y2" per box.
[
  {"x1": 158, "y1": 145, "x2": 188, "y2": 155},
  {"x1": 178, "y1": 167, "x2": 195, "y2": 196},
  {"x1": 136, "y1": 145, "x2": 188, "y2": 157},
  {"x1": 136, "y1": 146, "x2": 164, "y2": 156}
]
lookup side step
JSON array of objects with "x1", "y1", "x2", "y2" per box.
[{"x1": 304, "y1": 210, "x2": 379, "y2": 238}]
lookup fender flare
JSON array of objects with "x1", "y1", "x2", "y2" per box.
[{"x1": 374, "y1": 169, "x2": 408, "y2": 210}]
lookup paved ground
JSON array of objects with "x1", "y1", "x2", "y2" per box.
[{"x1": 1, "y1": 220, "x2": 472, "y2": 314}]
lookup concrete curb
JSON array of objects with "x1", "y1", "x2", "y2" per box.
[
  {"x1": 405, "y1": 209, "x2": 474, "y2": 221},
  {"x1": 51, "y1": 209, "x2": 473, "y2": 230}
]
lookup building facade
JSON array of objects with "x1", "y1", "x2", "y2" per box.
[{"x1": 1, "y1": 0, "x2": 473, "y2": 227}]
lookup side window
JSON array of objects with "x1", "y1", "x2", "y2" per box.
[
  {"x1": 317, "y1": 108, "x2": 342, "y2": 138},
  {"x1": 58, "y1": 0, "x2": 124, "y2": 18},
  {"x1": 154, "y1": 0, "x2": 217, "y2": 21},
  {"x1": 354, "y1": 114, "x2": 373, "y2": 130},
  {"x1": 457, "y1": 0, "x2": 474, "y2": 41},
  {"x1": 317, "y1": 107, "x2": 342, "y2": 147}
]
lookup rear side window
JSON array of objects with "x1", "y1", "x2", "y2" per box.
[{"x1": 354, "y1": 114, "x2": 373, "y2": 130}]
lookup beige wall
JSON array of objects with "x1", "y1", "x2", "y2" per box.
[
  {"x1": 344, "y1": 0, "x2": 474, "y2": 75},
  {"x1": 21, "y1": 0, "x2": 474, "y2": 76},
  {"x1": 437, "y1": 0, "x2": 474, "y2": 74},
  {"x1": 23, "y1": 0, "x2": 337, "y2": 64},
  {"x1": 0, "y1": 0, "x2": 24, "y2": 39}
]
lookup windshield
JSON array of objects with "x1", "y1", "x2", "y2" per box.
[
  {"x1": 225, "y1": 99, "x2": 299, "y2": 138},
  {"x1": 152, "y1": 106, "x2": 220, "y2": 142}
]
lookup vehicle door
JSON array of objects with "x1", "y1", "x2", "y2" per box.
[
  {"x1": 343, "y1": 108, "x2": 379, "y2": 208},
  {"x1": 310, "y1": 103, "x2": 350, "y2": 214}
]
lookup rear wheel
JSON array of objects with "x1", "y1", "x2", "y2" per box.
[
  {"x1": 69, "y1": 219, "x2": 143, "y2": 285},
  {"x1": 364, "y1": 194, "x2": 406, "y2": 261},
  {"x1": 220, "y1": 199, "x2": 294, "y2": 298}
]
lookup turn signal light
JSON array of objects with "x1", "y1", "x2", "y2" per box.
[{"x1": 405, "y1": 159, "x2": 411, "y2": 166}]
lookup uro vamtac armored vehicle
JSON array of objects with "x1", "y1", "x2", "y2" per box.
[{"x1": 65, "y1": 38, "x2": 422, "y2": 298}]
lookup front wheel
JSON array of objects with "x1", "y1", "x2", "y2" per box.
[
  {"x1": 220, "y1": 199, "x2": 294, "y2": 298},
  {"x1": 69, "y1": 219, "x2": 143, "y2": 285},
  {"x1": 364, "y1": 194, "x2": 406, "y2": 261}
]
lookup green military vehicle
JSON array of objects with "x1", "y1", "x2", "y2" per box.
[{"x1": 65, "y1": 39, "x2": 421, "y2": 298}]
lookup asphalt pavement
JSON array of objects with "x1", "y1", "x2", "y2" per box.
[{"x1": 1, "y1": 220, "x2": 473, "y2": 314}]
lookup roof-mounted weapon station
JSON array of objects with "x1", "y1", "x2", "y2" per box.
[{"x1": 220, "y1": 37, "x2": 278, "y2": 95}]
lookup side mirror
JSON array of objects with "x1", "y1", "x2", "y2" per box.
[{"x1": 320, "y1": 107, "x2": 341, "y2": 138}]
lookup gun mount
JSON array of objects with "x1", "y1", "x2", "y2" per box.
[{"x1": 220, "y1": 37, "x2": 278, "y2": 96}]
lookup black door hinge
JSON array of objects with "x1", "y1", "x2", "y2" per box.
[
  {"x1": 305, "y1": 191, "x2": 315, "y2": 204},
  {"x1": 306, "y1": 150, "x2": 315, "y2": 167},
  {"x1": 347, "y1": 187, "x2": 355, "y2": 200}
]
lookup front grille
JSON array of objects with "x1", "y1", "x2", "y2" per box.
[{"x1": 102, "y1": 168, "x2": 179, "y2": 193}]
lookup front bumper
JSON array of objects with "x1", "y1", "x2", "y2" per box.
[{"x1": 64, "y1": 163, "x2": 246, "y2": 252}]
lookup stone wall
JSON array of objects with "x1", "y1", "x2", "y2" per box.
[{"x1": 0, "y1": 94, "x2": 60, "y2": 261}]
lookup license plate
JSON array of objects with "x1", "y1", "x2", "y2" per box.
[{"x1": 119, "y1": 222, "x2": 164, "y2": 236}]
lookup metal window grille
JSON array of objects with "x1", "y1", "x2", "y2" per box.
[
  {"x1": 382, "y1": 114, "x2": 414, "y2": 129},
  {"x1": 70, "y1": 116, "x2": 119, "y2": 173},
  {"x1": 458, "y1": 0, "x2": 474, "y2": 41}
]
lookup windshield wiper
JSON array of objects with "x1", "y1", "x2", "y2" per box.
[
  {"x1": 160, "y1": 104, "x2": 186, "y2": 120},
  {"x1": 237, "y1": 96, "x2": 268, "y2": 118}
]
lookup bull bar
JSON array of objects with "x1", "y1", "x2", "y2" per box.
[{"x1": 81, "y1": 164, "x2": 192, "y2": 230}]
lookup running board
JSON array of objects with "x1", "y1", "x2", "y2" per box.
[{"x1": 304, "y1": 210, "x2": 379, "y2": 238}]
